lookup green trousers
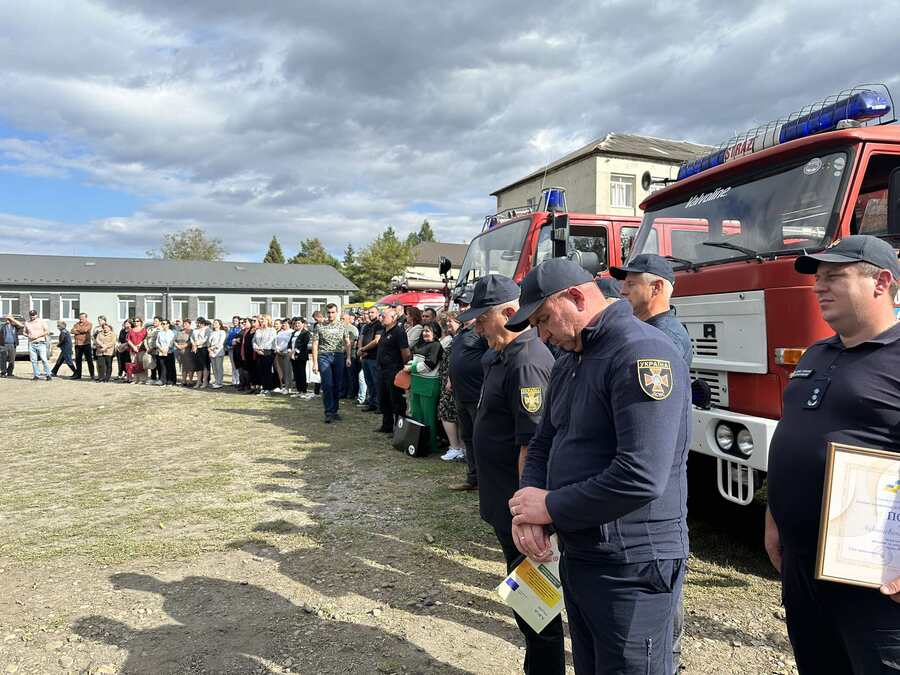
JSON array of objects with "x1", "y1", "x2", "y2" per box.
[{"x1": 409, "y1": 374, "x2": 441, "y2": 453}]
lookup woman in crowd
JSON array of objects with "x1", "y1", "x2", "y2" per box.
[
  {"x1": 116, "y1": 319, "x2": 131, "y2": 379},
  {"x1": 208, "y1": 318, "x2": 227, "y2": 389},
  {"x1": 289, "y1": 317, "x2": 310, "y2": 398},
  {"x1": 225, "y1": 316, "x2": 242, "y2": 388},
  {"x1": 191, "y1": 317, "x2": 211, "y2": 389},
  {"x1": 155, "y1": 319, "x2": 176, "y2": 386},
  {"x1": 437, "y1": 311, "x2": 465, "y2": 462},
  {"x1": 94, "y1": 321, "x2": 116, "y2": 383},
  {"x1": 405, "y1": 306, "x2": 424, "y2": 349},
  {"x1": 275, "y1": 318, "x2": 294, "y2": 394},
  {"x1": 126, "y1": 317, "x2": 148, "y2": 384},
  {"x1": 403, "y1": 321, "x2": 444, "y2": 454},
  {"x1": 175, "y1": 318, "x2": 195, "y2": 387},
  {"x1": 232, "y1": 317, "x2": 246, "y2": 388},
  {"x1": 252, "y1": 314, "x2": 277, "y2": 395},
  {"x1": 240, "y1": 317, "x2": 259, "y2": 393}
]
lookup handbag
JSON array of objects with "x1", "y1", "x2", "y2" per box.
[
  {"x1": 393, "y1": 369, "x2": 412, "y2": 390},
  {"x1": 392, "y1": 416, "x2": 429, "y2": 457}
]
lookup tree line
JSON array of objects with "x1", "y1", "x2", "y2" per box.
[{"x1": 148, "y1": 221, "x2": 438, "y2": 302}]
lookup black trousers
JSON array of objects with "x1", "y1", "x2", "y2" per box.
[
  {"x1": 782, "y1": 548, "x2": 900, "y2": 674},
  {"x1": 455, "y1": 398, "x2": 478, "y2": 487},
  {"x1": 157, "y1": 353, "x2": 177, "y2": 384},
  {"x1": 116, "y1": 348, "x2": 129, "y2": 375},
  {"x1": 494, "y1": 528, "x2": 566, "y2": 675},
  {"x1": 291, "y1": 358, "x2": 308, "y2": 393},
  {"x1": 96, "y1": 355, "x2": 113, "y2": 382},
  {"x1": 74, "y1": 344, "x2": 95, "y2": 379},
  {"x1": 0, "y1": 344, "x2": 14, "y2": 375},
  {"x1": 52, "y1": 349, "x2": 76, "y2": 375},
  {"x1": 257, "y1": 352, "x2": 275, "y2": 390},
  {"x1": 378, "y1": 365, "x2": 406, "y2": 431}
]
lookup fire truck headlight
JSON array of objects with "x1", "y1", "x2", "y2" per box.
[
  {"x1": 736, "y1": 428, "x2": 754, "y2": 457},
  {"x1": 715, "y1": 423, "x2": 734, "y2": 451}
]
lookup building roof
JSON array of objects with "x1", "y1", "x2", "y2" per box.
[
  {"x1": 0, "y1": 254, "x2": 358, "y2": 292},
  {"x1": 491, "y1": 132, "x2": 714, "y2": 196},
  {"x1": 412, "y1": 241, "x2": 469, "y2": 267}
]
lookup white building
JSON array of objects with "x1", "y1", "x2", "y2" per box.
[
  {"x1": 406, "y1": 241, "x2": 470, "y2": 283},
  {"x1": 491, "y1": 133, "x2": 713, "y2": 217},
  {"x1": 0, "y1": 254, "x2": 357, "y2": 324}
]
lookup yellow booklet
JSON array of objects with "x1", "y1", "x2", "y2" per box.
[{"x1": 495, "y1": 534, "x2": 564, "y2": 633}]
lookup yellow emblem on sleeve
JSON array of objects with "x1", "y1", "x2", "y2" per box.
[
  {"x1": 520, "y1": 386, "x2": 543, "y2": 413},
  {"x1": 636, "y1": 359, "x2": 673, "y2": 400}
]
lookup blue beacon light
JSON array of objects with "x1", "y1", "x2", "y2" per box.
[
  {"x1": 677, "y1": 90, "x2": 892, "y2": 181},
  {"x1": 539, "y1": 187, "x2": 567, "y2": 212}
]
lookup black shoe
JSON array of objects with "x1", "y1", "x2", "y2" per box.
[
  {"x1": 325, "y1": 415, "x2": 333, "y2": 424},
  {"x1": 70, "y1": 376, "x2": 81, "y2": 380},
  {"x1": 32, "y1": 376, "x2": 40, "y2": 381},
  {"x1": 333, "y1": 413, "x2": 342, "y2": 421},
  {"x1": 362, "y1": 405, "x2": 378, "y2": 412}
]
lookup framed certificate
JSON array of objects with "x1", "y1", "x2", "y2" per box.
[{"x1": 816, "y1": 442, "x2": 900, "y2": 588}]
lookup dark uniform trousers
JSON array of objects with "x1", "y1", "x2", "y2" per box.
[
  {"x1": 74, "y1": 344, "x2": 95, "y2": 379},
  {"x1": 561, "y1": 554, "x2": 684, "y2": 675},
  {"x1": 782, "y1": 549, "x2": 900, "y2": 674},
  {"x1": 378, "y1": 366, "x2": 406, "y2": 431},
  {"x1": 494, "y1": 528, "x2": 565, "y2": 675},
  {"x1": 454, "y1": 399, "x2": 478, "y2": 486}
]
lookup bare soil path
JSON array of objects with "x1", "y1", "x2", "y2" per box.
[{"x1": 0, "y1": 376, "x2": 795, "y2": 674}]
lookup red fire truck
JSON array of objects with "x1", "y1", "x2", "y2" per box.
[{"x1": 625, "y1": 85, "x2": 900, "y2": 504}]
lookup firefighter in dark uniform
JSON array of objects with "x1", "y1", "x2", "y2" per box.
[
  {"x1": 506, "y1": 258, "x2": 691, "y2": 675},
  {"x1": 457, "y1": 274, "x2": 565, "y2": 675},
  {"x1": 766, "y1": 236, "x2": 900, "y2": 674}
]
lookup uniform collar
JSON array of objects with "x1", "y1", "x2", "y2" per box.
[
  {"x1": 500, "y1": 328, "x2": 537, "y2": 361},
  {"x1": 579, "y1": 297, "x2": 632, "y2": 351},
  {"x1": 823, "y1": 321, "x2": 900, "y2": 348},
  {"x1": 647, "y1": 308, "x2": 676, "y2": 323}
]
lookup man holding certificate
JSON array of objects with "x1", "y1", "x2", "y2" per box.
[{"x1": 766, "y1": 235, "x2": 900, "y2": 674}]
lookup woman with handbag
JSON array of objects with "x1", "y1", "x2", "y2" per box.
[
  {"x1": 288, "y1": 317, "x2": 310, "y2": 398},
  {"x1": 403, "y1": 322, "x2": 444, "y2": 454},
  {"x1": 126, "y1": 317, "x2": 148, "y2": 384},
  {"x1": 116, "y1": 319, "x2": 131, "y2": 379}
]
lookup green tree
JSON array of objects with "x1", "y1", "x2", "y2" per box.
[
  {"x1": 288, "y1": 238, "x2": 340, "y2": 267},
  {"x1": 354, "y1": 227, "x2": 415, "y2": 299},
  {"x1": 147, "y1": 226, "x2": 227, "y2": 261},
  {"x1": 263, "y1": 235, "x2": 285, "y2": 264},
  {"x1": 404, "y1": 219, "x2": 436, "y2": 247}
]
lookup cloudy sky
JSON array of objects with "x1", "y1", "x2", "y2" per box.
[{"x1": 0, "y1": 1, "x2": 897, "y2": 261}]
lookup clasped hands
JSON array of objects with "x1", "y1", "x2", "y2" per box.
[{"x1": 508, "y1": 487, "x2": 553, "y2": 562}]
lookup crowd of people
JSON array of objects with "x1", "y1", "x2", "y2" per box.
[{"x1": 5, "y1": 234, "x2": 899, "y2": 674}]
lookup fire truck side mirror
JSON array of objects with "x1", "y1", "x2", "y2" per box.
[
  {"x1": 551, "y1": 214, "x2": 570, "y2": 258},
  {"x1": 888, "y1": 167, "x2": 900, "y2": 235},
  {"x1": 438, "y1": 256, "x2": 452, "y2": 277}
]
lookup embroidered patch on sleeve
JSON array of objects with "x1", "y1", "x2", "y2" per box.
[{"x1": 636, "y1": 359, "x2": 673, "y2": 400}]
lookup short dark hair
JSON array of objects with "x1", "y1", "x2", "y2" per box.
[{"x1": 326, "y1": 303, "x2": 338, "y2": 311}]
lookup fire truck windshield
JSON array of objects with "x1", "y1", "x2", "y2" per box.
[
  {"x1": 456, "y1": 217, "x2": 531, "y2": 283},
  {"x1": 631, "y1": 151, "x2": 849, "y2": 267}
]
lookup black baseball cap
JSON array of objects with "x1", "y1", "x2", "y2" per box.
[
  {"x1": 505, "y1": 258, "x2": 594, "y2": 331},
  {"x1": 457, "y1": 274, "x2": 520, "y2": 322},
  {"x1": 453, "y1": 283, "x2": 475, "y2": 306},
  {"x1": 609, "y1": 254, "x2": 675, "y2": 285},
  {"x1": 596, "y1": 276, "x2": 622, "y2": 299},
  {"x1": 795, "y1": 235, "x2": 900, "y2": 279}
]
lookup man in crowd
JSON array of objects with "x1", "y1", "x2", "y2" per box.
[
  {"x1": 422, "y1": 307, "x2": 437, "y2": 325},
  {"x1": 458, "y1": 274, "x2": 564, "y2": 674},
  {"x1": 766, "y1": 236, "x2": 900, "y2": 673},
  {"x1": 22, "y1": 309, "x2": 52, "y2": 381},
  {"x1": 51, "y1": 321, "x2": 76, "y2": 377},
  {"x1": 374, "y1": 307, "x2": 410, "y2": 434},
  {"x1": 340, "y1": 311, "x2": 360, "y2": 401},
  {"x1": 311, "y1": 303, "x2": 352, "y2": 424},
  {"x1": 507, "y1": 258, "x2": 690, "y2": 674},
  {"x1": 71, "y1": 312, "x2": 96, "y2": 381},
  {"x1": 612, "y1": 254, "x2": 692, "y2": 365},
  {"x1": 447, "y1": 286, "x2": 487, "y2": 492},
  {"x1": 358, "y1": 306, "x2": 383, "y2": 412},
  {"x1": 0, "y1": 315, "x2": 18, "y2": 377}
]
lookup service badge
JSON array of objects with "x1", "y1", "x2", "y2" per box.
[{"x1": 637, "y1": 359, "x2": 673, "y2": 400}]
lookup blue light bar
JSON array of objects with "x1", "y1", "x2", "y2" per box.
[
  {"x1": 677, "y1": 89, "x2": 892, "y2": 181},
  {"x1": 539, "y1": 187, "x2": 567, "y2": 212}
]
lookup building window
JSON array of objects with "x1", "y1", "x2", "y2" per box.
[
  {"x1": 1, "y1": 296, "x2": 21, "y2": 316},
  {"x1": 610, "y1": 174, "x2": 635, "y2": 208},
  {"x1": 270, "y1": 298, "x2": 288, "y2": 319},
  {"x1": 117, "y1": 296, "x2": 136, "y2": 321},
  {"x1": 171, "y1": 297, "x2": 189, "y2": 320},
  {"x1": 526, "y1": 197, "x2": 537, "y2": 210},
  {"x1": 30, "y1": 295, "x2": 50, "y2": 318},
  {"x1": 291, "y1": 300, "x2": 306, "y2": 319},
  {"x1": 250, "y1": 297, "x2": 266, "y2": 316},
  {"x1": 145, "y1": 297, "x2": 163, "y2": 320},
  {"x1": 60, "y1": 295, "x2": 81, "y2": 320},
  {"x1": 197, "y1": 297, "x2": 216, "y2": 319},
  {"x1": 310, "y1": 297, "x2": 327, "y2": 314}
]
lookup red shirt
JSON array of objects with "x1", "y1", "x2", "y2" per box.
[{"x1": 127, "y1": 328, "x2": 148, "y2": 353}]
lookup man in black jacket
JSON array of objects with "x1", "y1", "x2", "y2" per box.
[{"x1": 51, "y1": 321, "x2": 76, "y2": 377}]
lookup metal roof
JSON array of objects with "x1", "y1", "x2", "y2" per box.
[
  {"x1": 412, "y1": 241, "x2": 469, "y2": 266},
  {"x1": 0, "y1": 254, "x2": 358, "y2": 292},
  {"x1": 491, "y1": 132, "x2": 714, "y2": 196}
]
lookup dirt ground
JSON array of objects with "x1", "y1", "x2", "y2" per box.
[{"x1": 0, "y1": 371, "x2": 796, "y2": 674}]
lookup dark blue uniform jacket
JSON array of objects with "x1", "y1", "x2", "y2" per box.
[{"x1": 521, "y1": 299, "x2": 691, "y2": 563}]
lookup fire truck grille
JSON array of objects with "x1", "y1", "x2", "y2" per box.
[
  {"x1": 691, "y1": 337, "x2": 719, "y2": 358},
  {"x1": 690, "y1": 369, "x2": 728, "y2": 407}
]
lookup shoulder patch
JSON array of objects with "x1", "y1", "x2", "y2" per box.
[
  {"x1": 636, "y1": 359, "x2": 673, "y2": 400},
  {"x1": 520, "y1": 386, "x2": 543, "y2": 413}
]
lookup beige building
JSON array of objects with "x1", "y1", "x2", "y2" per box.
[
  {"x1": 492, "y1": 133, "x2": 712, "y2": 217},
  {"x1": 405, "y1": 241, "x2": 469, "y2": 283}
]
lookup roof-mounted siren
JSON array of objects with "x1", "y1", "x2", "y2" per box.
[
  {"x1": 482, "y1": 214, "x2": 499, "y2": 230},
  {"x1": 539, "y1": 187, "x2": 567, "y2": 214},
  {"x1": 677, "y1": 84, "x2": 895, "y2": 181},
  {"x1": 641, "y1": 171, "x2": 675, "y2": 193}
]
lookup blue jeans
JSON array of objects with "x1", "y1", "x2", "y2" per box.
[
  {"x1": 318, "y1": 352, "x2": 345, "y2": 417},
  {"x1": 362, "y1": 359, "x2": 380, "y2": 407},
  {"x1": 29, "y1": 341, "x2": 51, "y2": 377}
]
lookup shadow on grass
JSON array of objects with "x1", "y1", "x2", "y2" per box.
[{"x1": 73, "y1": 572, "x2": 471, "y2": 674}]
